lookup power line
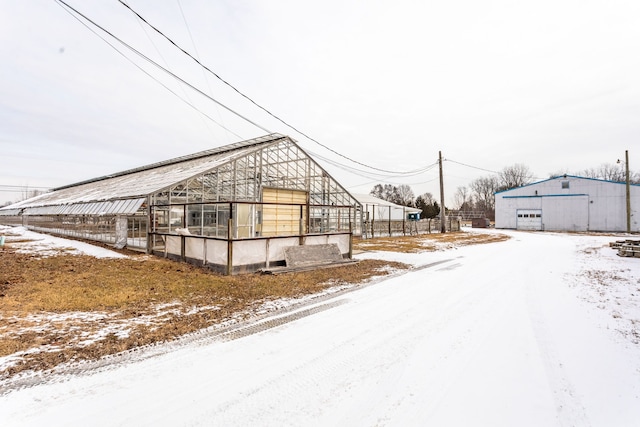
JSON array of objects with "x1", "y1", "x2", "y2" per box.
[
  {"x1": 351, "y1": 176, "x2": 440, "y2": 190},
  {"x1": 61, "y1": 0, "x2": 453, "y2": 178},
  {"x1": 309, "y1": 149, "x2": 439, "y2": 180},
  {"x1": 311, "y1": 147, "x2": 442, "y2": 178},
  {"x1": 174, "y1": 0, "x2": 228, "y2": 141},
  {"x1": 57, "y1": 0, "x2": 270, "y2": 136},
  {"x1": 0, "y1": 185, "x2": 51, "y2": 193},
  {"x1": 114, "y1": 0, "x2": 426, "y2": 176},
  {"x1": 309, "y1": 150, "x2": 440, "y2": 193},
  {"x1": 446, "y1": 158, "x2": 545, "y2": 181},
  {"x1": 445, "y1": 159, "x2": 500, "y2": 174},
  {"x1": 57, "y1": 0, "x2": 244, "y2": 140},
  {"x1": 128, "y1": 1, "x2": 217, "y2": 141},
  {"x1": 0, "y1": 185, "x2": 50, "y2": 189},
  {"x1": 175, "y1": 0, "x2": 215, "y2": 98}
]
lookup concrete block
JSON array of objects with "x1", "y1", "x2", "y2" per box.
[{"x1": 284, "y1": 244, "x2": 343, "y2": 267}]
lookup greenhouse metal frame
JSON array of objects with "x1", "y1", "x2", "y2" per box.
[{"x1": 0, "y1": 134, "x2": 359, "y2": 274}]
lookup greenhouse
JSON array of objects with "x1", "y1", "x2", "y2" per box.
[{"x1": 0, "y1": 134, "x2": 359, "y2": 274}]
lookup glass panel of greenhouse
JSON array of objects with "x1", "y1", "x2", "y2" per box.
[{"x1": 147, "y1": 136, "x2": 357, "y2": 238}]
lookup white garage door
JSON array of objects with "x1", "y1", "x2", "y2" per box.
[{"x1": 516, "y1": 209, "x2": 542, "y2": 230}]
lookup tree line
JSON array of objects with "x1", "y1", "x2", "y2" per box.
[
  {"x1": 370, "y1": 183, "x2": 442, "y2": 219},
  {"x1": 371, "y1": 162, "x2": 640, "y2": 220}
]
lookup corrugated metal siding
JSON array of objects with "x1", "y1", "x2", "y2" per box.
[
  {"x1": 22, "y1": 198, "x2": 145, "y2": 216},
  {"x1": 0, "y1": 208, "x2": 22, "y2": 216}
]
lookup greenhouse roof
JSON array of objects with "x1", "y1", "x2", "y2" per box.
[
  {"x1": 354, "y1": 194, "x2": 421, "y2": 213},
  {"x1": 1, "y1": 133, "x2": 290, "y2": 214},
  {"x1": 20, "y1": 198, "x2": 146, "y2": 216}
]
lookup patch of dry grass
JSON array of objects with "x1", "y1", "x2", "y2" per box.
[{"x1": 353, "y1": 230, "x2": 510, "y2": 253}]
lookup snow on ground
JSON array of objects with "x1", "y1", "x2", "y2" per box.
[
  {"x1": 0, "y1": 302, "x2": 222, "y2": 374},
  {"x1": 1, "y1": 228, "x2": 639, "y2": 426},
  {"x1": 0, "y1": 225, "x2": 127, "y2": 258}
]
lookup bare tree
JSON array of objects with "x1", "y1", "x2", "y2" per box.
[
  {"x1": 551, "y1": 162, "x2": 640, "y2": 184},
  {"x1": 595, "y1": 163, "x2": 640, "y2": 183},
  {"x1": 396, "y1": 184, "x2": 415, "y2": 207},
  {"x1": 498, "y1": 164, "x2": 534, "y2": 191},
  {"x1": 20, "y1": 188, "x2": 46, "y2": 202},
  {"x1": 598, "y1": 163, "x2": 625, "y2": 182},
  {"x1": 421, "y1": 192, "x2": 435, "y2": 205},
  {"x1": 370, "y1": 184, "x2": 384, "y2": 199},
  {"x1": 383, "y1": 184, "x2": 399, "y2": 204},
  {"x1": 470, "y1": 175, "x2": 499, "y2": 213},
  {"x1": 369, "y1": 184, "x2": 397, "y2": 202},
  {"x1": 576, "y1": 167, "x2": 599, "y2": 179},
  {"x1": 453, "y1": 186, "x2": 472, "y2": 211},
  {"x1": 370, "y1": 183, "x2": 414, "y2": 206}
]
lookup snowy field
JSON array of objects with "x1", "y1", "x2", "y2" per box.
[
  {"x1": 1, "y1": 228, "x2": 639, "y2": 426},
  {"x1": 0, "y1": 225, "x2": 127, "y2": 259}
]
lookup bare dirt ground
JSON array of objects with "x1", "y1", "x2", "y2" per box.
[{"x1": 0, "y1": 231, "x2": 506, "y2": 380}]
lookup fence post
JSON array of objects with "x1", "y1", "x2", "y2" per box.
[
  {"x1": 146, "y1": 197, "x2": 152, "y2": 254},
  {"x1": 371, "y1": 207, "x2": 375, "y2": 238},
  {"x1": 226, "y1": 202, "x2": 233, "y2": 275},
  {"x1": 349, "y1": 208, "x2": 353, "y2": 259},
  {"x1": 299, "y1": 204, "x2": 304, "y2": 245},
  {"x1": 403, "y1": 207, "x2": 406, "y2": 236}
]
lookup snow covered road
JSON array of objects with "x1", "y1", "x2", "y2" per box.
[{"x1": 1, "y1": 230, "x2": 639, "y2": 426}]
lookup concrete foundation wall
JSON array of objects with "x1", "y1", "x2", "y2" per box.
[
  {"x1": 157, "y1": 233, "x2": 352, "y2": 274},
  {"x1": 185, "y1": 238, "x2": 205, "y2": 261},
  {"x1": 265, "y1": 237, "x2": 299, "y2": 264},
  {"x1": 206, "y1": 239, "x2": 227, "y2": 266},
  {"x1": 166, "y1": 236, "x2": 181, "y2": 257},
  {"x1": 232, "y1": 239, "x2": 269, "y2": 266},
  {"x1": 326, "y1": 234, "x2": 350, "y2": 255}
]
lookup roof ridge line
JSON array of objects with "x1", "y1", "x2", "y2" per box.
[{"x1": 53, "y1": 133, "x2": 287, "y2": 191}]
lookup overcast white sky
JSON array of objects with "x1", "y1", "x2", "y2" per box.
[{"x1": 1, "y1": 0, "x2": 639, "y2": 206}]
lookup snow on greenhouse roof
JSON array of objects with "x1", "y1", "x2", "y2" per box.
[
  {"x1": 353, "y1": 194, "x2": 421, "y2": 213},
  {"x1": 1, "y1": 134, "x2": 290, "y2": 213},
  {"x1": 21, "y1": 198, "x2": 146, "y2": 216}
]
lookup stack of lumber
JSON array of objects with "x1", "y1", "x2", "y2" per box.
[{"x1": 610, "y1": 239, "x2": 640, "y2": 258}]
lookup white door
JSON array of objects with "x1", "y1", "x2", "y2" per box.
[{"x1": 516, "y1": 209, "x2": 542, "y2": 230}]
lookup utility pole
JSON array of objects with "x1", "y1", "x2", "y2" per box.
[
  {"x1": 439, "y1": 151, "x2": 446, "y2": 233},
  {"x1": 625, "y1": 150, "x2": 631, "y2": 233}
]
